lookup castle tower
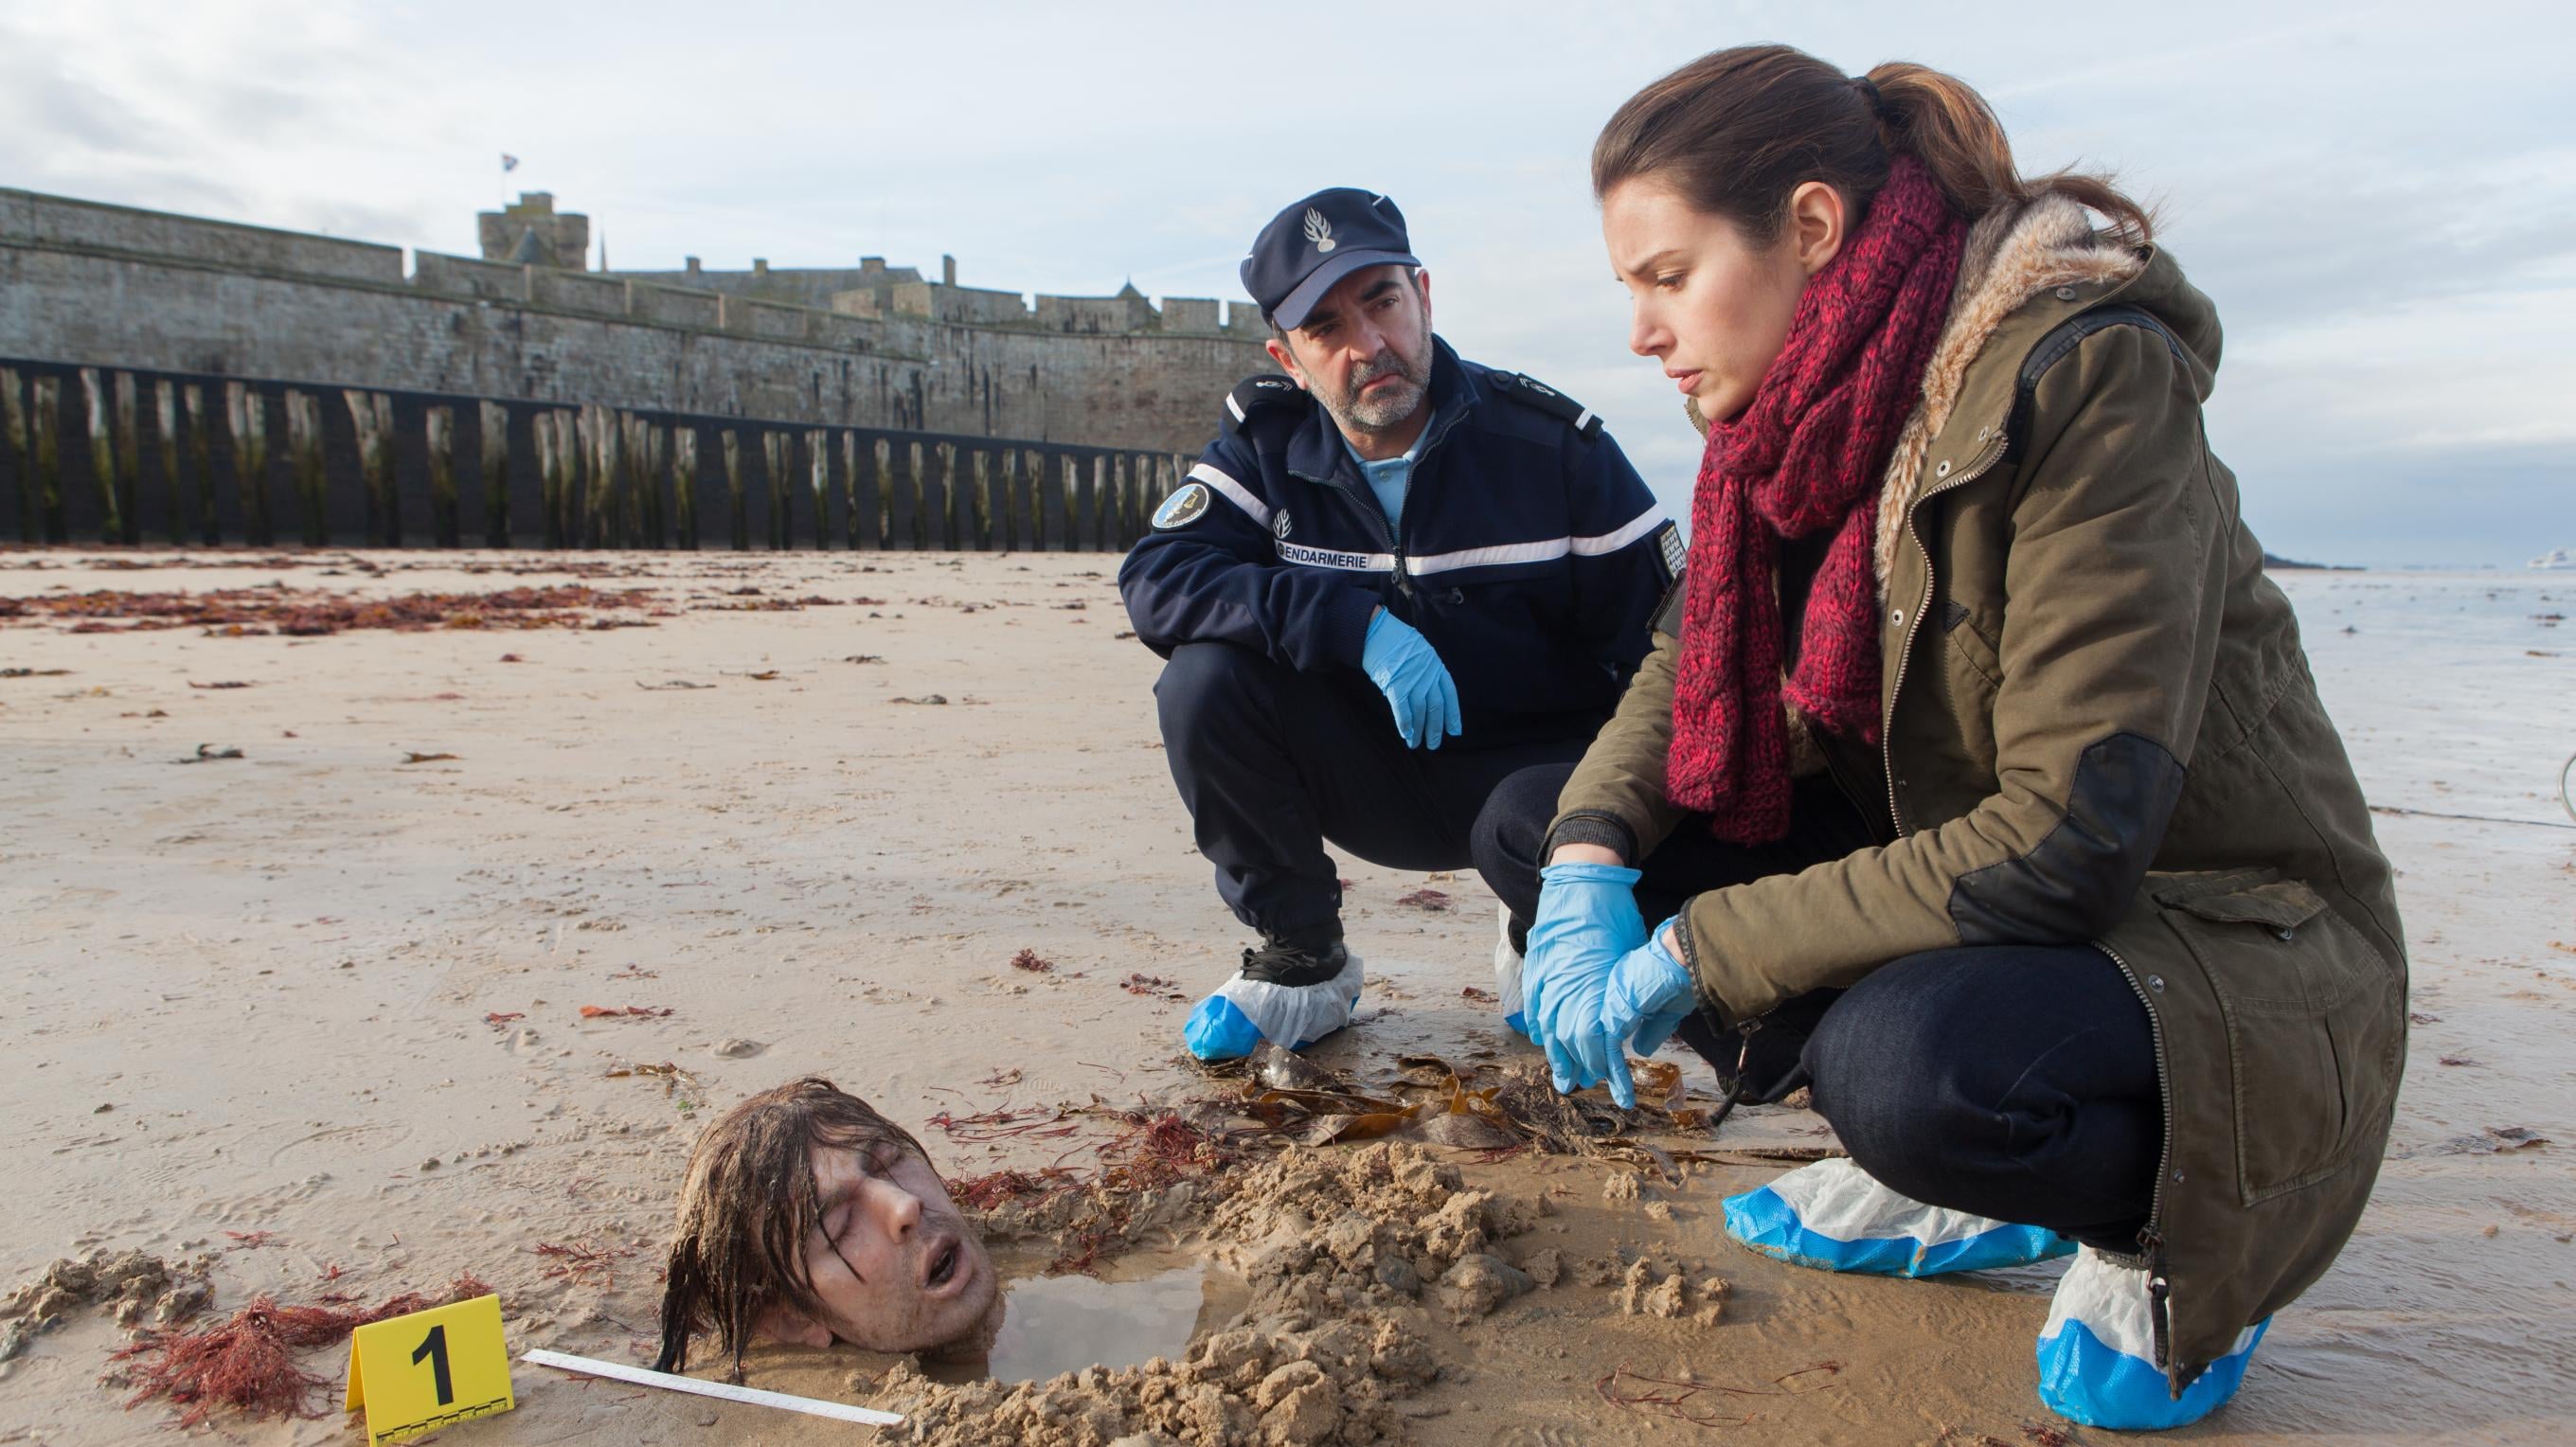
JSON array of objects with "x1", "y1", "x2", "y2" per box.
[{"x1": 476, "y1": 191, "x2": 591, "y2": 270}]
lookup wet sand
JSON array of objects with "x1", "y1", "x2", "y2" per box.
[{"x1": 0, "y1": 552, "x2": 2567, "y2": 1445}]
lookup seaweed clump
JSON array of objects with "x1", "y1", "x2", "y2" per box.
[{"x1": 105, "y1": 1274, "x2": 490, "y2": 1430}]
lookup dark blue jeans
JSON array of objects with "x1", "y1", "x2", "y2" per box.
[{"x1": 1470, "y1": 761, "x2": 2159, "y2": 1249}]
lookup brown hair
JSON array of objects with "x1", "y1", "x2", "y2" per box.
[
  {"x1": 653, "y1": 1077, "x2": 931, "y2": 1381},
  {"x1": 1592, "y1": 45, "x2": 2152, "y2": 247}
]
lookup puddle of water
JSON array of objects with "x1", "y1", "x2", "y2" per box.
[{"x1": 931, "y1": 1250, "x2": 1246, "y2": 1385}]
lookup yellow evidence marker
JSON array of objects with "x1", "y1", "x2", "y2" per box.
[{"x1": 345, "y1": 1294, "x2": 515, "y2": 1445}]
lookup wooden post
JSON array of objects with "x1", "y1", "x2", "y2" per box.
[
  {"x1": 644, "y1": 418, "x2": 668, "y2": 548},
  {"x1": 1053, "y1": 453, "x2": 1076, "y2": 552},
  {"x1": 759, "y1": 431, "x2": 783, "y2": 549},
  {"x1": 532, "y1": 411, "x2": 559, "y2": 548},
  {"x1": 183, "y1": 384, "x2": 215, "y2": 545},
  {"x1": 593, "y1": 405, "x2": 620, "y2": 548},
  {"x1": 0, "y1": 367, "x2": 26, "y2": 545},
  {"x1": 291, "y1": 392, "x2": 329, "y2": 545},
  {"x1": 1098, "y1": 453, "x2": 1117, "y2": 551},
  {"x1": 81, "y1": 369, "x2": 122, "y2": 542},
  {"x1": 478, "y1": 401, "x2": 510, "y2": 546},
  {"x1": 917, "y1": 438, "x2": 938, "y2": 548},
  {"x1": 112, "y1": 372, "x2": 141, "y2": 545},
  {"x1": 533, "y1": 410, "x2": 555, "y2": 547},
  {"x1": 425, "y1": 406, "x2": 456, "y2": 546},
  {"x1": 923, "y1": 442, "x2": 951, "y2": 550},
  {"x1": 869, "y1": 438, "x2": 891, "y2": 551},
  {"x1": 841, "y1": 433, "x2": 863, "y2": 550},
  {"x1": 997, "y1": 448, "x2": 1019, "y2": 553},
  {"x1": 224, "y1": 382, "x2": 268, "y2": 545},
  {"x1": 344, "y1": 389, "x2": 394, "y2": 546},
  {"x1": 722, "y1": 429, "x2": 746, "y2": 550},
  {"x1": 31, "y1": 376, "x2": 63, "y2": 544},
  {"x1": 1112, "y1": 455, "x2": 1133, "y2": 550},
  {"x1": 152, "y1": 381, "x2": 182, "y2": 545},
  {"x1": 674, "y1": 426, "x2": 700, "y2": 550},
  {"x1": 1014, "y1": 445, "x2": 1035, "y2": 550},
  {"x1": 808, "y1": 429, "x2": 830, "y2": 549}
]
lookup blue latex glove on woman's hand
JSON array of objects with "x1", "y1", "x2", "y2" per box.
[
  {"x1": 1526, "y1": 861, "x2": 1646, "y2": 1107},
  {"x1": 1360, "y1": 609, "x2": 1462, "y2": 750},
  {"x1": 1599, "y1": 921, "x2": 1696, "y2": 1057}
]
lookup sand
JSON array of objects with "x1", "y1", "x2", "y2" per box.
[{"x1": 0, "y1": 551, "x2": 2567, "y2": 1445}]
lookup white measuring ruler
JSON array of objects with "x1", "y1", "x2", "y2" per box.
[{"x1": 521, "y1": 1349, "x2": 904, "y2": 1426}]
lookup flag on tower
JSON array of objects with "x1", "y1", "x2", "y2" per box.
[{"x1": 500, "y1": 154, "x2": 520, "y2": 172}]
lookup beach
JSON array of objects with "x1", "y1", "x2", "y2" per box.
[{"x1": 1, "y1": 551, "x2": 2567, "y2": 1446}]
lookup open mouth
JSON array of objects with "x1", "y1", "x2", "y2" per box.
[{"x1": 923, "y1": 1238, "x2": 963, "y2": 1295}]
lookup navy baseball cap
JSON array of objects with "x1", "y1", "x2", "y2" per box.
[{"x1": 1240, "y1": 188, "x2": 1421, "y2": 331}]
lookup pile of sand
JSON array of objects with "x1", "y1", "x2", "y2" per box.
[
  {"x1": 884, "y1": 1142, "x2": 1541, "y2": 1446},
  {"x1": 0, "y1": 1250, "x2": 209, "y2": 1364}
]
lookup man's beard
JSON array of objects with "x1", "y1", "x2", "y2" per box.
[{"x1": 1323, "y1": 343, "x2": 1432, "y2": 436}]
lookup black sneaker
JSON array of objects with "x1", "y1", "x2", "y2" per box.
[{"x1": 1238, "y1": 936, "x2": 1349, "y2": 989}]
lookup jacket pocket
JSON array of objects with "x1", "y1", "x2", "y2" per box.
[{"x1": 2154, "y1": 869, "x2": 2402, "y2": 1206}]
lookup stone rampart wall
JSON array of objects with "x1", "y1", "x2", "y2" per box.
[
  {"x1": 0, "y1": 188, "x2": 403, "y2": 285},
  {"x1": 0, "y1": 188, "x2": 1272, "y2": 456}
]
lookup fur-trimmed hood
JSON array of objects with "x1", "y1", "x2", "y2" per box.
[{"x1": 1872, "y1": 195, "x2": 2165, "y2": 585}]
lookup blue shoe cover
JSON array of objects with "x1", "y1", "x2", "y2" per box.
[
  {"x1": 1181, "y1": 950, "x2": 1364, "y2": 1062},
  {"x1": 1723, "y1": 1158, "x2": 2076, "y2": 1277},
  {"x1": 2037, "y1": 1247, "x2": 2265, "y2": 1430},
  {"x1": 1492, "y1": 902, "x2": 1531, "y2": 1041}
]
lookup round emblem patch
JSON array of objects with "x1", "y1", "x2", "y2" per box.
[
  {"x1": 1272, "y1": 508, "x2": 1293, "y2": 540},
  {"x1": 1153, "y1": 482, "x2": 1212, "y2": 530}
]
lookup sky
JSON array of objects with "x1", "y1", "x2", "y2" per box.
[{"x1": 1, "y1": 0, "x2": 2568, "y2": 566}]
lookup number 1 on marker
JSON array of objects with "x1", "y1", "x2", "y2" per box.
[{"x1": 412, "y1": 1323, "x2": 454, "y2": 1406}]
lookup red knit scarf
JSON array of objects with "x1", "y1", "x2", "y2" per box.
[{"x1": 1665, "y1": 158, "x2": 1967, "y2": 843}]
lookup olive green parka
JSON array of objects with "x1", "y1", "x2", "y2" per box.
[{"x1": 1550, "y1": 194, "x2": 2407, "y2": 1394}]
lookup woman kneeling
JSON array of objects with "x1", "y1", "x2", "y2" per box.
[{"x1": 1469, "y1": 45, "x2": 2406, "y2": 1432}]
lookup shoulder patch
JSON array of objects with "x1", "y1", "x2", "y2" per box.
[
  {"x1": 1490, "y1": 372, "x2": 1604, "y2": 440},
  {"x1": 1655, "y1": 521, "x2": 1687, "y2": 583},
  {"x1": 1152, "y1": 481, "x2": 1213, "y2": 530},
  {"x1": 1222, "y1": 374, "x2": 1309, "y2": 435}
]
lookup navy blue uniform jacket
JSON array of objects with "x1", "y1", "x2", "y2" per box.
[{"x1": 1118, "y1": 337, "x2": 1677, "y2": 748}]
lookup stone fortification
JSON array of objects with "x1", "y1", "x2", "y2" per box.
[
  {"x1": 1, "y1": 188, "x2": 1269, "y2": 456},
  {"x1": 1, "y1": 188, "x2": 1269, "y2": 551}
]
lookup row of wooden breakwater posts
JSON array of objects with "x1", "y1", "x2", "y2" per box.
[{"x1": 0, "y1": 361, "x2": 1190, "y2": 552}]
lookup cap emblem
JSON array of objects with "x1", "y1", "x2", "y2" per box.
[{"x1": 1302, "y1": 208, "x2": 1336, "y2": 254}]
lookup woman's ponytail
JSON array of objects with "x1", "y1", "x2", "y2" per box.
[{"x1": 1595, "y1": 46, "x2": 2154, "y2": 248}]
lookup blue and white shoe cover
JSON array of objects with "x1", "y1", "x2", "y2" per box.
[
  {"x1": 1181, "y1": 950, "x2": 1365, "y2": 1062},
  {"x1": 2036, "y1": 1246, "x2": 2266, "y2": 1430},
  {"x1": 1722, "y1": 1158, "x2": 2076, "y2": 1277},
  {"x1": 1493, "y1": 903, "x2": 1530, "y2": 1040}
]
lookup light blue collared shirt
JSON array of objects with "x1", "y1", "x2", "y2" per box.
[{"x1": 1340, "y1": 430, "x2": 1423, "y2": 545}]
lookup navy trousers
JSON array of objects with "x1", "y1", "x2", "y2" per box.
[
  {"x1": 1155, "y1": 642, "x2": 1595, "y2": 952},
  {"x1": 1470, "y1": 760, "x2": 2160, "y2": 1249}
]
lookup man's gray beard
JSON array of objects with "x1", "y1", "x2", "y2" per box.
[{"x1": 1326, "y1": 348, "x2": 1433, "y2": 436}]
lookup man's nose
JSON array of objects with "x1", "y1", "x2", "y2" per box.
[
  {"x1": 865, "y1": 1179, "x2": 924, "y2": 1237},
  {"x1": 1346, "y1": 316, "x2": 1390, "y2": 366}
]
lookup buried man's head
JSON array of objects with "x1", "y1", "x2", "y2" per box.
[{"x1": 655, "y1": 1077, "x2": 1000, "y2": 1380}]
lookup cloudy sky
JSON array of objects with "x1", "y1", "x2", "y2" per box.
[{"x1": 3, "y1": 1, "x2": 2567, "y2": 565}]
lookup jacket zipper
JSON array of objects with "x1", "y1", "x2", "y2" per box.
[
  {"x1": 2095, "y1": 937, "x2": 2177, "y2": 1370},
  {"x1": 1888, "y1": 429, "x2": 2181, "y2": 1367},
  {"x1": 1879, "y1": 432, "x2": 2009, "y2": 834},
  {"x1": 1292, "y1": 399, "x2": 1469, "y2": 607}
]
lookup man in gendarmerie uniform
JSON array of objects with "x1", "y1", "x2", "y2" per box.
[{"x1": 1118, "y1": 187, "x2": 1679, "y2": 1061}]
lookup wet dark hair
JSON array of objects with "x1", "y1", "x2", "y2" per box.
[
  {"x1": 1592, "y1": 45, "x2": 2153, "y2": 247},
  {"x1": 653, "y1": 1077, "x2": 931, "y2": 1381}
]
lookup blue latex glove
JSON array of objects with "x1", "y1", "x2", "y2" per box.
[
  {"x1": 1525, "y1": 861, "x2": 1645, "y2": 1107},
  {"x1": 1360, "y1": 609, "x2": 1462, "y2": 750},
  {"x1": 1598, "y1": 920, "x2": 1696, "y2": 1057}
]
